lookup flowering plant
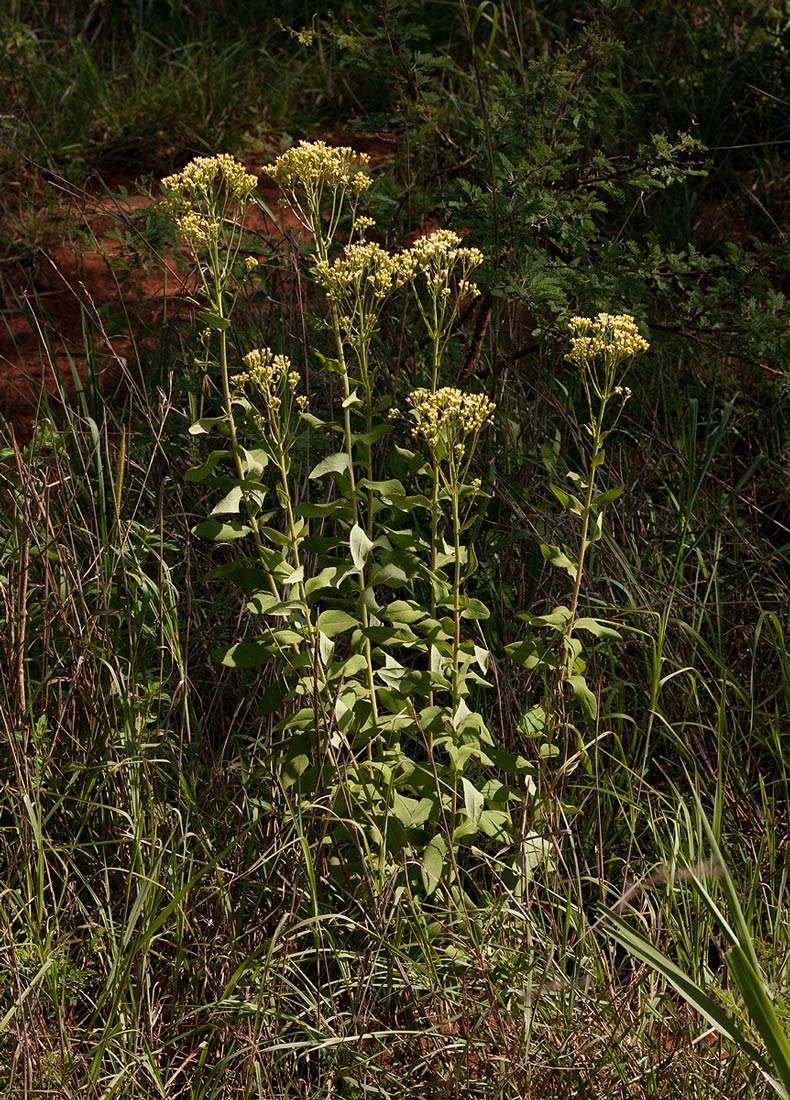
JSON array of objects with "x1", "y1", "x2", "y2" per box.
[{"x1": 161, "y1": 141, "x2": 648, "y2": 898}]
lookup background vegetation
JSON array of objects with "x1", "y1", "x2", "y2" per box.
[{"x1": 1, "y1": 1, "x2": 787, "y2": 1096}]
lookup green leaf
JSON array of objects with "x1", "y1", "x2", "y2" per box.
[
  {"x1": 518, "y1": 705, "x2": 546, "y2": 737},
  {"x1": 332, "y1": 653, "x2": 368, "y2": 680},
  {"x1": 199, "y1": 310, "x2": 231, "y2": 330},
  {"x1": 193, "y1": 518, "x2": 252, "y2": 542},
  {"x1": 342, "y1": 388, "x2": 362, "y2": 408},
  {"x1": 210, "y1": 485, "x2": 244, "y2": 515},
  {"x1": 421, "y1": 834, "x2": 447, "y2": 896},
  {"x1": 592, "y1": 486, "x2": 624, "y2": 508},
  {"x1": 309, "y1": 452, "x2": 350, "y2": 479},
  {"x1": 242, "y1": 448, "x2": 269, "y2": 476},
  {"x1": 305, "y1": 565, "x2": 352, "y2": 598},
  {"x1": 460, "y1": 597, "x2": 490, "y2": 621},
  {"x1": 461, "y1": 778, "x2": 484, "y2": 826},
  {"x1": 385, "y1": 601, "x2": 426, "y2": 625},
  {"x1": 280, "y1": 735, "x2": 310, "y2": 789},
  {"x1": 358, "y1": 478, "x2": 406, "y2": 500},
  {"x1": 222, "y1": 641, "x2": 269, "y2": 668},
  {"x1": 185, "y1": 450, "x2": 230, "y2": 482},
  {"x1": 316, "y1": 609, "x2": 359, "y2": 638},
  {"x1": 349, "y1": 523, "x2": 374, "y2": 571},
  {"x1": 540, "y1": 543, "x2": 578, "y2": 578},
  {"x1": 283, "y1": 564, "x2": 304, "y2": 585},
  {"x1": 574, "y1": 617, "x2": 621, "y2": 639},
  {"x1": 549, "y1": 483, "x2": 583, "y2": 513},
  {"x1": 189, "y1": 414, "x2": 228, "y2": 436},
  {"x1": 299, "y1": 411, "x2": 327, "y2": 429},
  {"x1": 391, "y1": 793, "x2": 433, "y2": 829},
  {"x1": 568, "y1": 673, "x2": 597, "y2": 719}
]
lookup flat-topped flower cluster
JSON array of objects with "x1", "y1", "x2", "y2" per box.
[
  {"x1": 161, "y1": 154, "x2": 258, "y2": 208},
  {"x1": 233, "y1": 348, "x2": 302, "y2": 412},
  {"x1": 566, "y1": 313, "x2": 649, "y2": 364},
  {"x1": 400, "y1": 229, "x2": 484, "y2": 296},
  {"x1": 262, "y1": 140, "x2": 372, "y2": 196},
  {"x1": 314, "y1": 241, "x2": 410, "y2": 303},
  {"x1": 406, "y1": 386, "x2": 496, "y2": 460},
  {"x1": 161, "y1": 154, "x2": 258, "y2": 254}
]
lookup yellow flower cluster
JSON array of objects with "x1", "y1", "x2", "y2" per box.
[
  {"x1": 161, "y1": 154, "x2": 257, "y2": 211},
  {"x1": 262, "y1": 141, "x2": 372, "y2": 196},
  {"x1": 406, "y1": 386, "x2": 495, "y2": 461},
  {"x1": 233, "y1": 348, "x2": 302, "y2": 411},
  {"x1": 401, "y1": 229, "x2": 484, "y2": 295},
  {"x1": 161, "y1": 155, "x2": 257, "y2": 253},
  {"x1": 314, "y1": 241, "x2": 409, "y2": 304},
  {"x1": 175, "y1": 211, "x2": 219, "y2": 248},
  {"x1": 566, "y1": 313, "x2": 649, "y2": 364}
]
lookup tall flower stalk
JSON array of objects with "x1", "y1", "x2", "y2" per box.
[
  {"x1": 562, "y1": 313, "x2": 649, "y2": 675},
  {"x1": 264, "y1": 143, "x2": 382, "y2": 722},
  {"x1": 160, "y1": 155, "x2": 279, "y2": 596},
  {"x1": 406, "y1": 386, "x2": 495, "y2": 709},
  {"x1": 401, "y1": 231, "x2": 484, "y2": 634}
]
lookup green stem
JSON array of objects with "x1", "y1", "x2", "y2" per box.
[
  {"x1": 451, "y1": 478, "x2": 462, "y2": 708},
  {"x1": 313, "y1": 222, "x2": 378, "y2": 728},
  {"x1": 563, "y1": 405, "x2": 606, "y2": 674},
  {"x1": 213, "y1": 284, "x2": 279, "y2": 600}
]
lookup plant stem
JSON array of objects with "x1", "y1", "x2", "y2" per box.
[
  {"x1": 564, "y1": 402, "x2": 606, "y2": 674},
  {"x1": 213, "y1": 280, "x2": 279, "y2": 600},
  {"x1": 451, "y1": 479, "x2": 462, "y2": 708}
]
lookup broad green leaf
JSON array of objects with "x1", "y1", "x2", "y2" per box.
[
  {"x1": 305, "y1": 565, "x2": 352, "y2": 598},
  {"x1": 421, "y1": 834, "x2": 447, "y2": 896},
  {"x1": 299, "y1": 411, "x2": 327, "y2": 429},
  {"x1": 342, "y1": 388, "x2": 362, "y2": 408},
  {"x1": 246, "y1": 592, "x2": 282, "y2": 615},
  {"x1": 574, "y1": 617, "x2": 621, "y2": 639},
  {"x1": 391, "y1": 793, "x2": 433, "y2": 829},
  {"x1": 210, "y1": 485, "x2": 244, "y2": 515},
  {"x1": 222, "y1": 640, "x2": 269, "y2": 668},
  {"x1": 350, "y1": 523, "x2": 374, "y2": 571},
  {"x1": 309, "y1": 452, "x2": 350, "y2": 479},
  {"x1": 242, "y1": 448, "x2": 269, "y2": 476},
  {"x1": 316, "y1": 609, "x2": 359, "y2": 638},
  {"x1": 549, "y1": 483, "x2": 583, "y2": 513},
  {"x1": 569, "y1": 673, "x2": 597, "y2": 719},
  {"x1": 463, "y1": 597, "x2": 489, "y2": 621},
  {"x1": 198, "y1": 309, "x2": 231, "y2": 330},
  {"x1": 518, "y1": 705, "x2": 546, "y2": 737},
  {"x1": 592, "y1": 486, "x2": 624, "y2": 507},
  {"x1": 358, "y1": 478, "x2": 406, "y2": 499},
  {"x1": 462, "y1": 778, "x2": 484, "y2": 826},
  {"x1": 189, "y1": 414, "x2": 228, "y2": 436},
  {"x1": 540, "y1": 543, "x2": 578, "y2": 578},
  {"x1": 193, "y1": 517, "x2": 251, "y2": 542},
  {"x1": 185, "y1": 450, "x2": 230, "y2": 482},
  {"x1": 333, "y1": 653, "x2": 368, "y2": 680},
  {"x1": 477, "y1": 809, "x2": 511, "y2": 839}
]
